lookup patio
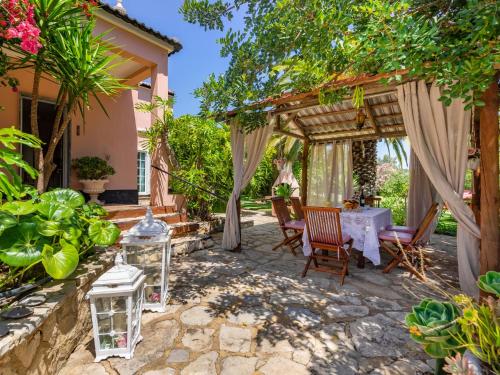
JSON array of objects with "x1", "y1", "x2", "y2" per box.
[{"x1": 59, "y1": 211, "x2": 459, "y2": 375}]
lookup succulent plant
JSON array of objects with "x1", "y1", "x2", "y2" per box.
[
  {"x1": 406, "y1": 298, "x2": 463, "y2": 359},
  {"x1": 443, "y1": 352, "x2": 472, "y2": 375},
  {"x1": 477, "y1": 271, "x2": 500, "y2": 297}
]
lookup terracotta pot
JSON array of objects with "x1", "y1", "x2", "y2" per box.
[{"x1": 80, "y1": 179, "x2": 109, "y2": 204}]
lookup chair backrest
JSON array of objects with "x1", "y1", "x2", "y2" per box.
[
  {"x1": 290, "y1": 197, "x2": 304, "y2": 220},
  {"x1": 303, "y1": 206, "x2": 344, "y2": 246},
  {"x1": 411, "y1": 202, "x2": 439, "y2": 244},
  {"x1": 272, "y1": 197, "x2": 292, "y2": 226}
]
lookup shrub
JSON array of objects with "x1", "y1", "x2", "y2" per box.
[
  {"x1": 378, "y1": 169, "x2": 409, "y2": 225},
  {"x1": 72, "y1": 156, "x2": 115, "y2": 180}
]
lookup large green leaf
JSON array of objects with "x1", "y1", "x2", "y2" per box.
[
  {"x1": 36, "y1": 201, "x2": 74, "y2": 220},
  {"x1": 0, "y1": 221, "x2": 47, "y2": 266},
  {"x1": 39, "y1": 189, "x2": 85, "y2": 209},
  {"x1": 88, "y1": 220, "x2": 120, "y2": 246},
  {"x1": 36, "y1": 219, "x2": 61, "y2": 237},
  {"x1": 41, "y1": 240, "x2": 79, "y2": 279},
  {"x1": 1, "y1": 200, "x2": 37, "y2": 216},
  {"x1": 0, "y1": 211, "x2": 17, "y2": 235}
]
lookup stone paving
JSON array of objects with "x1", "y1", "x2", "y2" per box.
[{"x1": 59, "y1": 212, "x2": 459, "y2": 375}]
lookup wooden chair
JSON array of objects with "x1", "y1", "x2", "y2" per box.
[
  {"x1": 365, "y1": 196, "x2": 381, "y2": 208},
  {"x1": 386, "y1": 202, "x2": 439, "y2": 235},
  {"x1": 378, "y1": 203, "x2": 439, "y2": 278},
  {"x1": 290, "y1": 196, "x2": 304, "y2": 220},
  {"x1": 271, "y1": 197, "x2": 304, "y2": 255},
  {"x1": 302, "y1": 206, "x2": 354, "y2": 285}
]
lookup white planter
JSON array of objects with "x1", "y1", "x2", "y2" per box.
[{"x1": 80, "y1": 179, "x2": 109, "y2": 204}]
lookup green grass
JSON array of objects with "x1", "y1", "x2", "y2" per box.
[
  {"x1": 241, "y1": 197, "x2": 271, "y2": 211},
  {"x1": 435, "y1": 210, "x2": 458, "y2": 236}
]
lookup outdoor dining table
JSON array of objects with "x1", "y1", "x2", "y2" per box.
[{"x1": 302, "y1": 207, "x2": 393, "y2": 266}]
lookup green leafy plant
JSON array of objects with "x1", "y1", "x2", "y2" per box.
[
  {"x1": 477, "y1": 271, "x2": 500, "y2": 297},
  {"x1": 274, "y1": 183, "x2": 295, "y2": 203},
  {"x1": 452, "y1": 293, "x2": 499, "y2": 374},
  {"x1": 72, "y1": 157, "x2": 115, "y2": 180},
  {"x1": 0, "y1": 188, "x2": 120, "y2": 288},
  {"x1": 406, "y1": 299, "x2": 462, "y2": 359}
]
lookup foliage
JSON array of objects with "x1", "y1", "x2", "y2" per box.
[
  {"x1": 378, "y1": 169, "x2": 409, "y2": 225},
  {"x1": 0, "y1": 127, "x2": 41, "y2": 201},
  {"x1": 442, "y1": 352, "x2": 472, "y2": 375},
  {"x1": 435, "y1": 211, "x2": 458, "y2": 236},
  {"x1": 405, "y1": 298, "x2": 463, "y2": 358},
  {"x1": 167, "y1": 115, "x2": 232, "y2": 220},
  {"x1": 137, "y1": 96, "x2": 232, "y2": 219},
  {"x1": 452, "y1": 293, "x2": 499, "y2": 373},
  {"x1": 274, "y1": 183, "x2": 295, "y2": 203},
  {"x1": 72, "y1": 156, "x2": 115, "y2": 180},
  {"x1": 478, "y1": 271, "x2": 500, "y2": 297},
  {"x1": 181, "y1": 0, "x2": 499, "y2": 130},
  {"x1": 0, "y1": 188, "x2": 120, "y2": 287}
]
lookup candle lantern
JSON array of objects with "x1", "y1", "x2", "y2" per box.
[
  {"x1": 87, "y1": 254, "x2": 145, "y2": 361},
  {"x1": 120, "y1": 207, "x2": 172, "y2": 312}
]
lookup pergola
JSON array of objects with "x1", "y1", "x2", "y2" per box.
[{"x1": 224, "y1": 70, "x2": 499, "y2": 294}]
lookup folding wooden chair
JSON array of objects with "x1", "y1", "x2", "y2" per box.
[
  {"x1": 290, "y1": 196, "x2": 304, "y2": 220},
  {"x1": 385, "y1": 202, "x2": 439, "y2": 235},
  {"x1": 271, "y1": 197, "x2": 304, "y2": 255},
  {"x1": 378, "y1": 203, "x2": 439, "y2": 279},
  {"x1": 302, "y1": 206, "x2": 354, "y2": 285}
]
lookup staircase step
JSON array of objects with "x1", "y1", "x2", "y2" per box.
[{"x1": 105, "y1": 205, "x2": 177, "y2": 220}]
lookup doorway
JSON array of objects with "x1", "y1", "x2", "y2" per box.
[{"x1": 21, "y1": 97, "x2": 70, "y2": 189}]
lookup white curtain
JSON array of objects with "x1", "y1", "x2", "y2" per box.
[
  {"x1": 307, "y1": 141, "x2": 353, "y2": 207},
  {"x1": 398, "y1": 80, "x2": 480, "y2": 296},
  {"x1": 272, "y1": 163, "x2": 300, "y2": 197},
  {"x1": 222, "y1": 116, "x2": 274, "y2": 250},
  {"x1": 407, "y1": 149, "x2": 441, "y2": 242}
]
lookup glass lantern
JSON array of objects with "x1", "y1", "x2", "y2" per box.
[
  {"x1": 120, "y1": 207, "x2": 172, "y2": 312},
  {"x1": 87, "y1": 254, "x2": 146, "y2": 361}
]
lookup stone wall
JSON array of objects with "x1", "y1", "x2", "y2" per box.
[{"x1": 0, "y1": 248, "x2": 115, "y2": 375}]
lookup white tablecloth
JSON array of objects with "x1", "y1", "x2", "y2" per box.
[{"x1": 302, "y1": 207, "x2": 392, "y2": 265}]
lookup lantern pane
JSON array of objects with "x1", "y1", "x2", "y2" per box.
[
  {"x1": 113, "y1": 312, "x2": 128, "y2": 332},
  {"x1": 97, "y1": 314, "x2": 111, "y2": 333},
  {"x1": 95, "y1": 298, "x2": 111, "y2": 313},
  {"x1": 114, "y1": 333, "x2": 128, "y2": 349},
  {"x1": 111, "y1": 296, "x2": 127, "y2": 312},
  {"x1": 99, "y1": 334, "x2": 115, "y2": 350}
]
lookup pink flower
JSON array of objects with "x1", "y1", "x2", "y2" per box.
[
  {"x1": 20, "y1": 38, "x2": 41, "y2": 54},
  {"x1": 5, "y1": 27, "x2": 20, "y2": 39}
]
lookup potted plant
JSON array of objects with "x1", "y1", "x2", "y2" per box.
[
  {"x1": 73, "y1": 156, "x2": 115, "y2": 204},
  {"x1": 274, "y1": 182, "x2": 295, "y2": 204}
]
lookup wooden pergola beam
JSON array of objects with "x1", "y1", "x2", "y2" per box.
[
  {"x1": 310, "y1": 130, "x2": 406, "y2": 143},
  {"x1": 364, "y1": 99, "x2": 382, "y2": 136},
  {"x1": 273, "y1": 128, "x2": 306, "y2": 140},
  {"x1": 301, "y1": 138, "x2": 309, "y2": 206}
]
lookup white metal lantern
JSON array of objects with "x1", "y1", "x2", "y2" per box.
[
  {"x1": 87, "y1": 254, "x2": 145, "y2": 361},
  {"x1": 120, "y1": 207, "x2": 172, "y2": 312}
]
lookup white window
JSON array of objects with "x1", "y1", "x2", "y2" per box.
[{"x1": 137, "y1": 151, "x2": 151, "y2": 195}]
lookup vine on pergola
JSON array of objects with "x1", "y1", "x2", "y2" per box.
[{"x1": 181, "y1": 0, "x2": 499, "y2": 128}]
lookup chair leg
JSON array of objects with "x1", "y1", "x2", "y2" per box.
[
  {"x1": 313, "y1": 255, "x2": 319, "y2": 268},
  {"x1": 340, "y1": 260, "x2": 349, "y2": 285},
  {"x1": 383, "y1": 253, "x2": 403, "y2": 273},
  {"x1": 302, "y1": 256, "x2": 313, "y2": 277}
]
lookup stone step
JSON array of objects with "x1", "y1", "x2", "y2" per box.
[{"x1": 105, "y1": 205, "x2": 177, "y2": 220}]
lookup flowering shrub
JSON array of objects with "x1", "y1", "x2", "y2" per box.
[{"x1": 0, "y1": 0, "x2": 41, "y2": 54}]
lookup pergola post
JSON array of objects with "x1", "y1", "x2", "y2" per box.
[
  {"x1": 479, "y1": 77, "x2": 499, "y2": 274},
  {"x1": 301, "y1": 139, "x2": 309, "y2": 206}
]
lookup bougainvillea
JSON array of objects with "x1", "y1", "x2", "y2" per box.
[{"x1": 1, "y1": 0, "x2": 41, "y2": 54}]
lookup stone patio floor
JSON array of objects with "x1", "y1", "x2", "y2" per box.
[{"x1": 59, "y1": 212, "x2": 459, "y2": 375}]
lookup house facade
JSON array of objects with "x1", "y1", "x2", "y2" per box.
[{"x1": 0, "y1": 2, "x2": 182, "y2": 205}]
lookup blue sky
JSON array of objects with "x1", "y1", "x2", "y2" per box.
[{"x1": 103, "y1": 1, "x2": 409, "y2": 164}]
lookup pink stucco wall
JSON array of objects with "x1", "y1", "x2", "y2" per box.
[{"x1": 0, "y1": 15, "x2": 172, "y2": 200}]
